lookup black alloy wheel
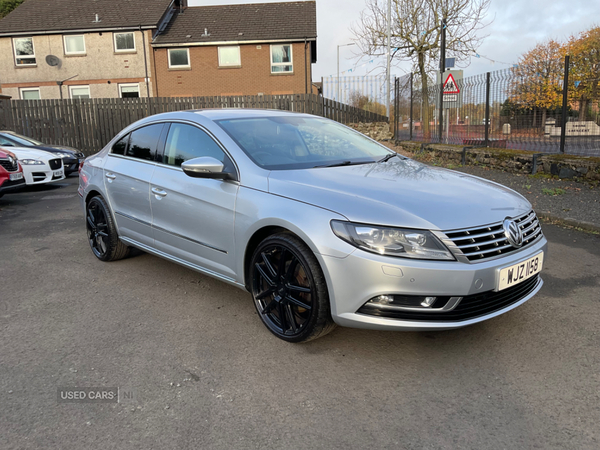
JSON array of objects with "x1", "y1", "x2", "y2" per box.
[
  {"x1": 86, "y1": 196, "x2": 129, "y2": 262},
  {"x1": 250, "y1": 233, "x2": 336, "y2": 342}
]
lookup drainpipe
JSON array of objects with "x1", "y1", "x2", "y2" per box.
[
  {"x1": 304, "y1": 38, "x2": 308, "y2": 94},
  {"x1": 140, "y1": 25, "x2": 150, "y2": 97}
]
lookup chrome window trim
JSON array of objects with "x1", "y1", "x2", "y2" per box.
[{"x1": 107, "y1": 153, "x2": 157, "y2": 166}]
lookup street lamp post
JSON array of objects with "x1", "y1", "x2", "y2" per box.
[{"x1": 337, "y1": 42, "x2": 355, "y2": 103}]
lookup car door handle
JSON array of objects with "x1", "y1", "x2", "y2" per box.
[
  {"x1": 151, "y1": 187, "x2": 167, "y2": 198},
  {"x1": 105, "y1": 173, "x2": 116, "y2": 180}
]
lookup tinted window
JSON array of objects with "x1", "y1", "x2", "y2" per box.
[
  {"x1": 111, "y1": 134, "x2": 129, "y2": 155},
  {"x1": 126, "y1": 124, "x2": 164, "y2": 161},
  {"x1": 163, "y1": 123, "x2": 226, "y2": 167}
]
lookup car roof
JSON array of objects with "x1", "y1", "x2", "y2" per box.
[{"x1": 192, "y1": 109, "x2": 310, "y2": 121}]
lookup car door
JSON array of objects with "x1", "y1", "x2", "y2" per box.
[
  {"x1": 103, "y1": 123, "x2": 166, "y2": 247},
  {"x1": 150, "y1": 122, "x2": 239, "y2": 280}
]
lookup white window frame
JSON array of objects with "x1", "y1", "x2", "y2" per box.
[
  {"x1": 114, "y1": 32, "x2": 136, "y2": 52},
  {"x1": 168, "y1": 48, "x2": 190, "y2": 69},
  {"x1": 270, "y1": 44, "x2": 293, "y2": 73},
  {"x1": 69, "y1": 85, "x2": 91, "y2": 99},
  {"x1": 63, "y1": 35, "x2": 86, "y2": 55},
  {"x1": 218, "y1": 46, "x2": 241, "y2": 67},
  {"x1": 20, "y1": 88, "x2": 41, "y2": 100},
  {"x1": 13, "y1": 37, "x2": 36, "y2": 66},
  {"x1": 119, "y1": 83, "x2": 140, "y2": 98}
]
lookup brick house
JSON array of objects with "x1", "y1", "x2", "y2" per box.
[
  {"x1": 151, "y1": 1, "x2": 317, "y2": 97},
  {"x1": 0, "y1": 0, "x2": 174, "y2": 99}
]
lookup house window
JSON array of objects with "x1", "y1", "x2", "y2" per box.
[
  {"x1": 218, "y1": 46, "x2": 241, "y2": 67},
  {"x1": 119, "y1": 83, "x2": 140, "y2": 98},
  {"x1": 271, "y1": 44, "x2": 293, "y2": 73},
  {"x1": 114, "y1": 32, "x2": 135, "y2": 52},
  {"x1": 20, "y1": 88, "x2": 40, "y2": 100},
  {"x1": 64, "y1": 35, "x2": 86, "y2": 55},
  {"x1": 168, "y1": 48, "x2": 190, "y2": 68},
  {"x1": 13, "y1": 37, "x2": 36, "y2": 65},
  {"x1": 69, "y1": 86, "x2": 90, "y2": 99}
]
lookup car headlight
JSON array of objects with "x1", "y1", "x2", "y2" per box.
[
  {"x1": 20, "y1": 159, "x2": 45, "y2": 165},
  {"x1": 57, "y1": 153, "x2": 72, "y2": 158},
  {"x1": 331, "y1": 220, "x2": 454, "y2": 260}
]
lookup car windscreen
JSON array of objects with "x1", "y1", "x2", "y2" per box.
[
  {"x1": 215, "y1": 116, "x2": 391, "y2": 170},
  {"x1": 4, "y1": 133, "x2": 44, "y2": 146}
]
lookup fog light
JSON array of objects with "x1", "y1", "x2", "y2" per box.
[
  {"x1": 374, "y1": 295, "x2": 393, "y2": 305},
  {"x1": 421, "y1": 296, "x2": 436, "y2": 307}
]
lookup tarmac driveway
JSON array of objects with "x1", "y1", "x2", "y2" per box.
[{"x1": 1, "y1": 177, "x2": 599, "y2": 450}]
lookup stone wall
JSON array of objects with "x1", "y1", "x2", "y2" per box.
[
  {"x1": 348, "y1": 122, "x2": 392, "y2": 141},
  {"x1": 391, "y1": 141, "x2": 600, "y2": 182}
]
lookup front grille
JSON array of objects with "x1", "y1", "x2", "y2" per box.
[
  {"x1": 357, "y1": 275, "x2": 540, "y2": 322},
  {"x1": 0, "y1": 158, "x2": 18, "y2": 172},
  {"x1": 444, "y1": 210, "x2": 543, "y2": 262},
  {"x1": 48, "y1": 158, "x2": 62, "y2": 170}
]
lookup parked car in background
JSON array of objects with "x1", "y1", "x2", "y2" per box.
[
  {"x1": 9, "y1": 147, "x2": 65, "y2": 185},
  {"x1": 0, "y1": 131, "x2": 84, "y2": 175},
  {"x1": 0, "y1": 148, "x2": 25, "y2": 197},
  {"x1": 80, "y1": 110, "x2": 547, "y2": 342}
]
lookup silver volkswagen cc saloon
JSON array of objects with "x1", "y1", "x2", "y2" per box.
[{"x1": 79, "y1": 109, "x2": 547, "y2": 342}]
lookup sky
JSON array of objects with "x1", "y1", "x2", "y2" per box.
[{"x1": 188, "y1": 0, "x2": 600, "y2": 81}]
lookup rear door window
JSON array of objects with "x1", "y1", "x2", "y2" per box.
[
  {"x1": 111, "y1": 134, "x2": 129, "y2": 155},
  {"x1": 125, "y1": 124, "x2": 165, "y2": 161}
]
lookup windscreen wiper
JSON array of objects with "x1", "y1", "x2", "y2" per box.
[
  {"x1": 378, "y1": 153, "x2": 399, "y2": 163},
  {"x1": 313, "y1": 160, "x2": 371, "y2": 168}
]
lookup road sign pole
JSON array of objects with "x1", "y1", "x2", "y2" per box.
[
  {"x1": 484, "y1": 72, "x2": 491, "y2": 147},
  {"x1": 560, "y1": 55, "x2": 570, "y2": 154},
  {"x1": 439, "y1": 18, "x2": 446, "y2": 143}
]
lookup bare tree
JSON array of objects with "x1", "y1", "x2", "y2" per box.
[{"x1": 352, "y1": 0, "x2": 491, "y2": 137}]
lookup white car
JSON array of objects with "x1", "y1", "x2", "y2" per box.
[{"x1": 7, "y1": 147, "x2": 65, "y2": 185}]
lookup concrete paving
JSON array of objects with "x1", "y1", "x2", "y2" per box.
[{"x1": 1, "y1": 175, "x2": 599, "y2": 450}]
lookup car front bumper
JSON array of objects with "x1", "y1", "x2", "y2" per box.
[
  {"x1": 22, "y1": 166, "x2": 65, "y2": 185},
  {"x1": 0, "y1": 177, "x2": 26, "y2": 194},
  {"x1": 319, "y1": 236, "x2": 548, "y2": 331}
]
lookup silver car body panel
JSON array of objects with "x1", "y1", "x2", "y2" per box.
[
  {"x1": 79, "y1": 109, "x2": 548, "y2": 332},
  {"x1": 104, "y1": 154, "x2": 155, "y2": 247}
]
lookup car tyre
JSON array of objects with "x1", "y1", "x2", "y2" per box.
[
  {"x1": 250, "y1": 233, "x2": 336, "y2": 342},
  {"x1": 86, "y1": 195, "x2": 129, "y2": 262}
]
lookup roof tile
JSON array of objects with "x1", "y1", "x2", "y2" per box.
[
  {"x1": 0, "y1": 0, "x2": 173, "y2": 34},
  {"x1": 153, "y1": 1, "x2": 316, "y2": 45}
]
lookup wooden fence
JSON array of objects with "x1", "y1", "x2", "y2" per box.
[{"x1": 0, "y1": 94, "x2": 388, "y2": 155}]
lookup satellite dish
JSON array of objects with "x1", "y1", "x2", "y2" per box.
[{"x1": 46, "y1": 55, "x2": 60, "y2": 67}]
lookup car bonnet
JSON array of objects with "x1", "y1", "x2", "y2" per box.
[{"x1": 267, "y1": 157, "x2": 531, "y2": 231}]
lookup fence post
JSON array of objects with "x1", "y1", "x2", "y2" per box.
[
  {"x1": 409, "y1": 73, "x2": 413, "y2": 141},
  {"x1": 392, "y1": 77, "x2": 398, "y2": 139},
  {"x1": 484, "y1": 72, "x2": 491, "y2": 147},
  {"x1": 560, "y1": 55, "x2": 570, "y2": 154}
]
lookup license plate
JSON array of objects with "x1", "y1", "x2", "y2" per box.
[
  {"x1": 498, "y1": 251, "x2": 544, "y2": 291},
  {"x1": 53, "y1": 169, "x2": 64, "y2": 177},
  {"x1": 9, "y1": 172, "x2": 23, "y2": 181}
]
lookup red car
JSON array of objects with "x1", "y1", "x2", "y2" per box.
[{"x1": 0, "y1": 148, "x2": 25, "y2": 198}]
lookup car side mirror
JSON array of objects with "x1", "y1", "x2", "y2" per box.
[{"x1": 181, "y1": 156, "x2": 235, "y2": 180}]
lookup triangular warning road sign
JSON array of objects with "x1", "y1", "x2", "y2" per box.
[{"x1": 443, "y1": 73, "x2": 460, "y2": 94}]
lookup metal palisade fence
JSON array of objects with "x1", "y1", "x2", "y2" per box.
[
  {"x1": 393, "y1": 57, "x2": 600, "y2": 157},
  {"x1": 0, "y1": 93, "x2": 388, "y2": 155}
]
